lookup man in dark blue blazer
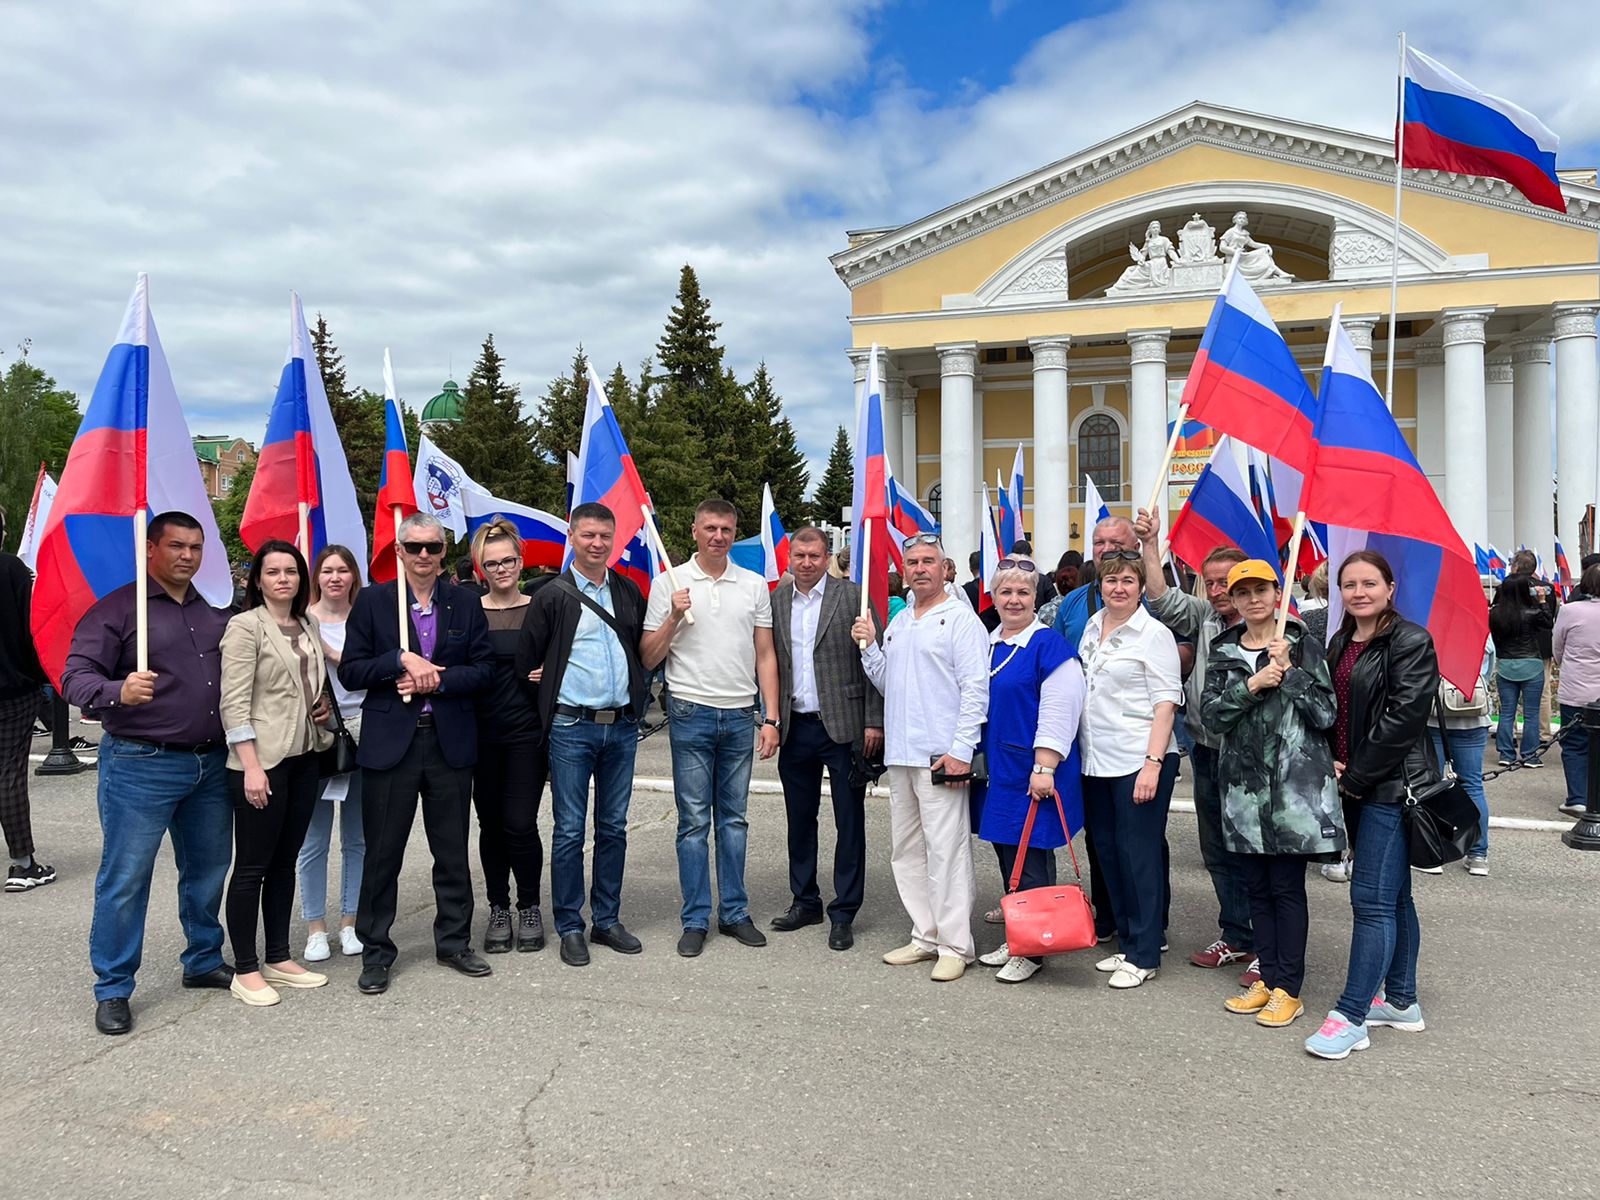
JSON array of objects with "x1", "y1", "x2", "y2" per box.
[{"x1": 340, "y1": 513, "x2": 494, "y2": 995}]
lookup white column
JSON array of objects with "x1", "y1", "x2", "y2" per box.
[
  {"x1": 972, "y1": 384, "x2": 986, "y2": 517},
  {"x1": 1029, "y1": 336, "x2": 1072, "y2": 565},
  {"x1": 847, "y1": 347, "x2": 870, "y2": 429},
  {"x1": 937, "y1": 343, "x2": 978, "y2": 569},
  {"x1": 1414, "y1": 343, "x2": 1446, "y2": 492},
  {"x1": 1555, "y1": 303, "x2": 1600, "y2": 557},
  {"x1": 882, "y1": 371, "x2": 905, "y2": 482},
  {"x1": 1485, "y1": 359, "x2": 1515, "y2": 550},
  {"x1": 1440, "y1": 308, "x2": 1493, "y2": 552},
  {"x1": 900, "y1": 391, "x2": 919, "y2": 501},
  {"x1": 1341, "y1": 313, "x2": 1381, "y2": 377},
  {"x1": 1511, "y1": 336, "x2": 1553, "y2": 552},
  {"x1": 1127, "y1": 329, "x2": 1170, "y2": 517}
]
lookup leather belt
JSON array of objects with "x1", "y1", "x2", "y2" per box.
[
  {"x1": 415, "y1": 714, "x2": 436, "y2": 728},
  {"x1": 554, "y1": 703, "x2": 634, "y2": 725},
  {"x1": 117, "y1": 736, "x2": 223, "y2": 755}
]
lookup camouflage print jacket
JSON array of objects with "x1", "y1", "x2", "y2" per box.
[{"x1": 1199, "y1": 621, "x2": 1346, "y2": 859}]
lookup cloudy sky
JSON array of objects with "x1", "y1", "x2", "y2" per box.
[{"x1": 4, "y1": 0, "x2": 1597, "y2": 476}]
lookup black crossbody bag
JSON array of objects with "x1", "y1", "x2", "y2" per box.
[{"x1": 1402, "y1": 695, "x2": 1482, "y2": 868}]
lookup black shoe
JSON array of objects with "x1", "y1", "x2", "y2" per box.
[
  {"x1": 436, "y1": 949, "x2": 493, "y2": 977},
  {"x1": 677, "y1": 928, "x2": 707, "y2": 958},
  {"x1": 591, "y1": 923, "x2": 643, "y2": 954},
  {"x1": 517, "y1": 906, "x2": 546, "y2": 952},
  {"x1": 484, "y1": 904, "x2": 513, "y2": 954},
  {"x1": 357, "y1": 964, "x2": 390, "y2": 994},
  {"x1": 559, "y1": 932, "x2": 590, "y2": 967},
  {"x1": 828, "y1": 922, "x2": 854, "y2": 951},
  {"x1": 769, "y1": 904, "x2": 824, "y2": 932},
  {"x1": 718, "y1": 920, "x2": 768, "y2": 948},
  {"x1": 95, "y1": 998, "x2": 132, "y2": 1035},
  {"x1": 5, "y1": 860, "x2": 57, "y2": 892},
  {"x1": 180, "y1": 964, "x2": 235, "y2": 989}
]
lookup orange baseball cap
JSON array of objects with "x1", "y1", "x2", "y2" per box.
[{"x1": 1225, "y1": 559, "x2": 1280, "y2": 591}]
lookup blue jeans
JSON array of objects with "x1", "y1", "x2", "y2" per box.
[
  {"x1": 1334, "y1": 801, "x2": 1420, "y2": 1025},
  {"x1": 297, "y1": 773, "x2": 367, "y2": 921},
  {"x1": 1559, "y1": 705, "x2": 1592, "y2": 810},
  {"x1": 668, "y1": 697, "x2": 756, "y2": 930},
  {"x1": 1496, "y1": 670, "x2": 1545, "y2": 762},
  {"x1": 1432, "y1": 726, "x2": 1489, "y2": 858},
  {"x1": 1190, "y1": 743, "x2": 1253, "y2": 950},
  {"x1": 90, "y1": 736, "x2": 232, "y2": 1001},
  {"x1": 547, "y1": 715, "x2": 638, "y2": 937}
]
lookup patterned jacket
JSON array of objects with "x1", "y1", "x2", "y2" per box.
[{"x1": 1199, "y1": 621, "x2": 1345, "y2": 858}]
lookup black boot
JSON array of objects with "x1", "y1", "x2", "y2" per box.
[{"x1": 484, "y1": 904, "x2": 513, "y2": 954}]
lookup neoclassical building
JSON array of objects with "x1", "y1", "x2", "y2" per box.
[{"x1": 833, "y1": 102, "x2": 1600, "y2": 570}]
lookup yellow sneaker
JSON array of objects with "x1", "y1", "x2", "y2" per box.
[
  {"x1": 1256, "y1": 988, "x2": 1305, "y2": 1027},
  {"x1": 1224, "y1": 979, "x2": 1271, "y2": 1014}
]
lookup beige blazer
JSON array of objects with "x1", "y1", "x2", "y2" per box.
[{"x1": 220, "y1": 607, "x2": 333, "y2": 771}]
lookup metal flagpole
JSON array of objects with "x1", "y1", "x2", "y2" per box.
[{"x1": 1385, "y1": 30, "x2": 1408, "y2": 409}]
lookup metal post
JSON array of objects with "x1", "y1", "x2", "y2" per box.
[
  {"x1": 1562, "y1": 701, "x2": 1600, "y2": 850},
  {"x1": 34, "y1": 693, "x2": 85, "y2": 777}
]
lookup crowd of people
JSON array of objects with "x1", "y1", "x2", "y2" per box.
[{"x1": 2, "y1": 494, "x2": 1595, "y2": 1062}]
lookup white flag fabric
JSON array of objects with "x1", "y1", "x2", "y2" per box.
[
  {"x1": 414, "y1": 434, "x2": 472, "y2": 538},
  {"x1": 17, "y1": 469, "x2": 56, "y2": 571},
  {"x1": 1083, "y1": 474, "x2": 1111, "y2": 561}
]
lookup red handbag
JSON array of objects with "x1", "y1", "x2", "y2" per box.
[{"x1": 1001, "y1": 790, "x2": 1096, "y2": 958}]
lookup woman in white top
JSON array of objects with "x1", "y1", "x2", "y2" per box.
[
  {"x1": 296, "y1": 545, "x2": 368, "y2": 962},
  {"x1": 1078, "y1": 550, "x2": 1182, "y2": 989}
]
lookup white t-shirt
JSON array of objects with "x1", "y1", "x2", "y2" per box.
[
  {"x1": 645, "y1": 554, "x2": 773, "y2": 709},
  {"x1": 1077, "y1": 604, "x2": 1182, "y2": 777}
]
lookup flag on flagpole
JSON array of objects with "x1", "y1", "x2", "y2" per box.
[
  {"x1": 997, "y1": 444, "x2": 1024, "y2": 551},
  {"x1": 888, "y1": 476, "x2": 938, "y2": 538},
  {"x1": 977, "y1": 482, "x2": 1000, "y2": 613},
  {"x1": 758, "y1": 482, "x2": 789, "y2": 587},
  {"x1": 241, "y1": 292, "x2": 367, "y2": 570},
  {"x1": 1401, "y1": 46, "x2": 1565, "y2": 213},
  {"x1": 1244, "y1": 444, "x2": 1326, "y2": 578},
  {"x1": 31, "y1": 275, "x2": 230, "y2": 686},
  {"x1": 1083, "y1": 474, "x2": 1111, "y2": 562},
  {"x1": 413, "y1": 435, "x2": 566, "y2": 569},
  {"x1": 565, "y1": 451, "x2": 579, "y2": 516},
  {"x1": 370, "y1": 350, "x2": 418, "y2": 584},
  {"x1": 571, "y1": 365, "x2": 651, "y2": 568},
  {"x1": 16, "y1": 464, "x2": 56, "y2": 571},
  {"x1": 1485, "y1": 543, "x2": 1508, "y2": 581},
  {"x1": 1169, "y1": 436, "x2": 1284, "y2": 580},
  {"x1": 1555, "y1": 541, "x2": 1573, "y2": 598},
  {"x1": 850, "y1": 345, "x2": 893, "y2": 619}
]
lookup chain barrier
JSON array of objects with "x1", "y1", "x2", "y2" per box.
[{"x1": 1479, "y1": 721, "x2": 1580, "y2": 784}]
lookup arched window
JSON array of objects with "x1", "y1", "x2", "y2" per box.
[
  {"x1": 1079, "y1": 413, "x2": 1121, "y2": 500},
  {"x1": 926, "y1": 481, "x2": 942, "y2": 524}
]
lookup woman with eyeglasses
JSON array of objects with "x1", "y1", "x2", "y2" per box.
[
  {"x1": 470, "y1": 517, "x2": 548, "y2": 953},
  {"x1": 972, "y1": 557, "x2": 1084, "y2": 984},
  {"x1": 1077, "y1": 549, "x2": 1181, "y2": 990}
]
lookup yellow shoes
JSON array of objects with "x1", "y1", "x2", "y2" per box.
[
  {"x1": 930, "y1": 956, "x2": 966, "y2": 983},
  {"x1": 882, "y1": 943, "x2": 938, "y2": 967},
  {"x1": 1255, "y1": 988, "x2": 1305, "y2": 1027},
  {"x1": 1224, "y1": 979, "x2": 1271, "y2": 1014}
]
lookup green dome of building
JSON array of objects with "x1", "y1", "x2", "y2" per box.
[{"x1": 422, "y1": 380, "x2": 464, "y2": 425}]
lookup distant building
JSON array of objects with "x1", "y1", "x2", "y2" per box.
[
  {"x1": 421, "y1": 379, "x2": 465, "y2": 436},
  {"x1": 193, "y1": 436, "x2": 256, "y2": 500}
]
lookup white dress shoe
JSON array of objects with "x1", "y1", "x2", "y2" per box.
[
  {"x1": 978, "y1": 945, "x2": 1012, "y2": 968},
  {"x1": 996, "y1": 956, "x2": 1042, "y2": 984},
  {"x1": 304, "y1": 931, "x2": 331, "y2": 962},
  {"x1": 1095, "y1": 953, "x2": 1126, "y2": 973},
  {"x1": 230, "y1": 976, "x2": 281, "y2": 1007},
  {"x1": 261, "y1": 963, "x2": 328, "y2": 989},
  {"x1": 1108, "y1": 964, "x2": 1157, "y2": 989},
  {"x1": 340, "y1": 926, "x2": 363, "y2": 956}
]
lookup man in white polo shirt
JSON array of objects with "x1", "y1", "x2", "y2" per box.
[
  {"x1": 644, "y1": 498, "x2": 781, "y2": 959},
  {"x1": 852, "y1": 534, "x2": 989, "y2": 982}
]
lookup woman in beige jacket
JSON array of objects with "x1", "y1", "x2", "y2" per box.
[{"x1": 221, "y1": 540, "x2": 333, "y2": 1007}]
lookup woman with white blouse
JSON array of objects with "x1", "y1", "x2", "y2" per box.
[{"x1": 1078, "y1": 551, "x2": 1182, "y2": 989}]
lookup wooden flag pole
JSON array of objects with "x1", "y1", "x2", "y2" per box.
[
  {"x1": 856, "y1": 520, "x2": 873, "y2": 649},
  {"x1": 641, "y1": 504, "x2": 694, "y2": 626},
  {"x1": 1274, "y1": 511, "x2": 1307, "y2": 640},
  {"x1": 297, "y1": 501, "x2": 311, "y2": 561},
  {"x1": 395, "y1": 504, "x2": 412, "y2": 703},
  {"x1": 1145, "y1": 403, "x2": 1189, "y2": 520},
  {"x1": 134, "y1": 508, "x2": 149, "y2": 674}
]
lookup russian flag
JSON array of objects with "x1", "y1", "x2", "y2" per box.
[
  {"x1": 1083, "y1": 474, "x2": 1111, "y2": 562},
  {"x1": 1181, "y1": 265, "x2": 1321, "y2": 476},
  {"x1": 850, "y1": 345, "x2": 893, "y2": 619},
  {"x1": 571, "y1": 364, "x2": 650, "y2": 568},
  {"x1": 727, "y1": 480, "x2": 791, "y2": 590},
  {"x1": 370, "y1": 349, "x2": 418, "y2": 584},
  {"x1": 1245, "y1": 444, "x2": 1326, "y2": 578},
  {"x1": 1310, "y1": 317, "x2": 1488, "y2": 693},
  {"x1": 1555, "y1": 541, "x2": 1573, "y2": 598},
  {"x1": 1402, "y1": 46, "x2": 1565, "y2": 214},
  {"x1": 976, "y1": 482, "x2": 1000, "y2": 613},
  {"x1": 888, "y1": 476, "x2": 938, "y2": 539},
  {"x1": 413, "y1": 433, "x2": 566, "y2": 571},
  {"x1": 997, "y1": 444, "x2": 1024, "y2": 552},
  {"x1": 1169, "y1": 436, "x2": 1284, "y2": 581},
  {"x1": 31, "y1": 275, "x2": 231, "y2": 686},
  {"x1": 241, "y1": 292, "x2": 368, "y2": 571}
]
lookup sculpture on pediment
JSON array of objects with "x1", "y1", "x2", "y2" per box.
[
  {"x1": 1108, "y1": 221, "x2": 1176, "y2": 294},
  {"x1": 1177, "y1": 213, "x2": 1221, "y2": 263},
  {"x1": 1219, "y1": 211, "x2": 1293, "y2": 283}
]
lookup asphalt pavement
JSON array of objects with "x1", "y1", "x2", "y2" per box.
[{"x1": 3, "y1": 725, "x2": 1598, "y2": 1200}]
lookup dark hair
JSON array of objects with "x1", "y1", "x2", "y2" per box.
[
  {"x1": 1582, "y1": 553, "x2": 1600, "y2": 574},
  {"x1": 147, "y1": 511, "x2": 204, "y2": 542},
  {"x1": 695, "y1": 498, "x2": 738, "y2": 522},
  {"x1": 570, "y1": 502, "x2": 615, "y2": 527},
  {"x1": 1096, "y1": 552, "x2": 1146, "y2": 586},
  {"x1": 1010, "y1": 539, "x2": 1032, "y2": 555},
  {"x1": 1509, "y1": 550, "x2": 1537, "y2": 577},
  {"x1": 1056, "y1": 550, "x2": 1083, "y2": 570},
  {"x1": 1489, "y1": 574, "x2": 1541, "y2": 642},
  {"x1": 1202, "y1": 546, "x2": 1248, "y2": 569},
  {"x1": 244, "y1": 540, "x2": 310, "y2": 618},
  {"x1": 791, "y1": 525, "x2": 828, "y2": 549},
  {"x1": 310, "y1": 544, "x2": 362, "y2": 606},
  {"x1": 456, "y1": 555, "x2": 475, "y2": 582},
  {"x1": 1334, "y1": 549, "x2": 1398, "y2": 639},
  {"x1": 1582, "y1": 564, "x2": 1600, "y2": 599},
  {"x1": 968, "y1": 551, "x2": 981, "y2": 571}
]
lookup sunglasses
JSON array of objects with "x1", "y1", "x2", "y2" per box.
[
  {"x1": 995, "y1": 559, "x2": 1039, "y2": 573},
  {"x1": 401, "y1": 541, "x2": 445, "y2": 556},
  {"x1": 903, "y1": 533, "x2": 942, "y2": 549},
  {"x1": 1098, "y1": 549, "x2": 1142, "y2": 563},
  {"x1": 481, "y1": 556, "x2": 520, "y2": 572}
]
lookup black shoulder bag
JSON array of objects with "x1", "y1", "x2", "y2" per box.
[
  {"x1": 1402, "y1": 694, "x2": 1482, "y2": 869},
  {"x1": 317, "y1": 690, "x2": 359, "y2": 779}
]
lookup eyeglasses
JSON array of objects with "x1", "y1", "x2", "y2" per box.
[
  {"x1": 995, "y1": 559, "x2": 1039, "y2": 573},
  {"x1": 401, "y1": 541, "x2": 445, "y2": 556},
  {"x1": 903, "y1": 533, "x2": 942, "y2": 548},
  {"x1": 481, "y1": 556, "x2": 520, "y2": 573},
  {"x1": 1098, "y1": 549, "x2": 1142, "y2": 563}
]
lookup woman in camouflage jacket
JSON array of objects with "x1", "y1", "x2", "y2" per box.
[{"x1": 1200, "y1": 561, "x2": 1345, "y2": 1029}]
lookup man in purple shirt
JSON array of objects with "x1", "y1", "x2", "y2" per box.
[{"x1": 61, "y1": 512, "x2": 236, "y2": 1036}]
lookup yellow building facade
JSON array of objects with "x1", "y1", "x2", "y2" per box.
[{"x1": 833, "y1": 102, "x2": 1600, "y2": 569}]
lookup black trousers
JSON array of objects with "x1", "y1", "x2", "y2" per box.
[
  {"x1": 775, "y1": 713, "x2": 866, "y2": 923},
  {"x1": 993, "y1": 841, "x2": 1058, "y2": 964},
  {"x1": 356, "y1": 727, "x2": 474, "y2": 967},
  {"x1": 472, "y1": 736, "x2": 548, "y2": 910},
  {"x1": 1240, "y1": 854, "x2": 1309, "y2": 996},
  {"x1": 0, "y1": 692, "x2": 36, "y2": 860},
  {"x1": 225, "y1": 752, "x2": 321, "y2": 973}
]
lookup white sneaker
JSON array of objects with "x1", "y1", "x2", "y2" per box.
[
  {"x1": 304, "y1": 931, "x2": 331, "y2": 962},
  {"x1": 1094, "y1": 953, "x2": 1126, "y2": 973},
  {"x1": 978, "y1": 945, "x2": 1012, "y2": 968},
  {"x1": 340, "y1": 926, "x2": 363, "y2": 955},
  {"x1": 996, "y1": 956, "x2": 1042, "y2": 984},
  {"x1": 1413, "y1": 864, "x2": 1444, "y2": 875},
  {"x1": 1321, "y1": 861, "x2": 1351, "y2": 883},
  {"x1": 1108, "y1": 964, "x2": 1156, "y2": 989}
]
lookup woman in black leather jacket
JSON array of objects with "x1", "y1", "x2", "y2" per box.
[
  {"x1": 1304, "y1": 550, "x2": 1441, "y2": 1061},
  {"x1": 1488, "y1": 574, "x2": 1554, "y2": 767}
]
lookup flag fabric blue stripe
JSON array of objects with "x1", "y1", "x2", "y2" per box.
[
  {"x1": 1196, "y1": 293, "x2": 1321, "y2": 426},
  {"x1": 1403, "y1": 80, "x2": 1558, "y2": 176},
  {"x1": 1312, "y1": 368, "x2": 1427, "y2": 466},
  {"x1": 78, "y1": 344, "x2": 149, "y2": 435}
]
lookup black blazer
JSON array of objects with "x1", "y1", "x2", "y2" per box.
[
  {"x1": 339, "y1": 577, "x2": 494, "y2": 771},
  {"x1": 517, "y1": 568, "x2": 649, "y2": 732}
]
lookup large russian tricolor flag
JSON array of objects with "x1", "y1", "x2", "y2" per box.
[
  {"x1": 241, "y1": 292, "x2": 368, "y2": 571},
  {"x1": 1181, "y1": 265, "x2": 1321, "y2": 477},
  {"x1": 369, "y1": 349, "x2": 418, "y2": 584},
  {"x1": 31, "y1": 275, "x2": 231, "y2": 686},
  {"x1": 1168, "y1": 436, "x2": 1284, "y2": 581},
  {"x1": 997, "y1": 444, "x2": 1024, "y2": 551},
  {"x1": 571, "y1": 364, "x2": 651, "y2": 569},
  {"x1": 888, "y1": 476, "x2": 938, "y2": 539},
  {"x1": 850, "y1": 344, "x2": 893, "y2": 619},
  {"x1": 1402, "y1": 46, "x2": 1564, "y2": 214}
]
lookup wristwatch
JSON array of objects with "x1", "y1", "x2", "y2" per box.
[
  {"x1": 1030, "y1": 764, "x2": 1055, "y2": 776},
  {"x1": 762, "y1": 718, "x2": 780, "y2": 729},
  {"x1": 1144, "y1": 755, "x2": 1163, "y2": 765}
]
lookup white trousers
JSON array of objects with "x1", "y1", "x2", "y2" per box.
[{"x1": 886, "y1": 766, "x2": 975, "y2": 962}]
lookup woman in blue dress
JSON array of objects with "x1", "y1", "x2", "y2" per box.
[{"x1": 974, "y1": 558, "x2": 1085, "y2": 984}]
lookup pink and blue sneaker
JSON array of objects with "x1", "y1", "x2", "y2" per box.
[
  {"x1": 1366, "y1": 997, "x2": 1426, "y2": 1032},
  {"x1": 1304, "y1": 1010, "x2": 1370, "y2": 1060}
]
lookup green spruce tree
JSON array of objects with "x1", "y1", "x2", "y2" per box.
[
  {"x1": 531, "y1": 345, "x2": 590, "y2": 485},
  {"x1": 748, "y1": 362, "x2": 809, "y2": 526},
  {"x1": 811, "y1": 426, "x2": 854, "y2": 527},
  {"x1": 434, "y1": 334, "x2": 557, "y2": 510}
]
